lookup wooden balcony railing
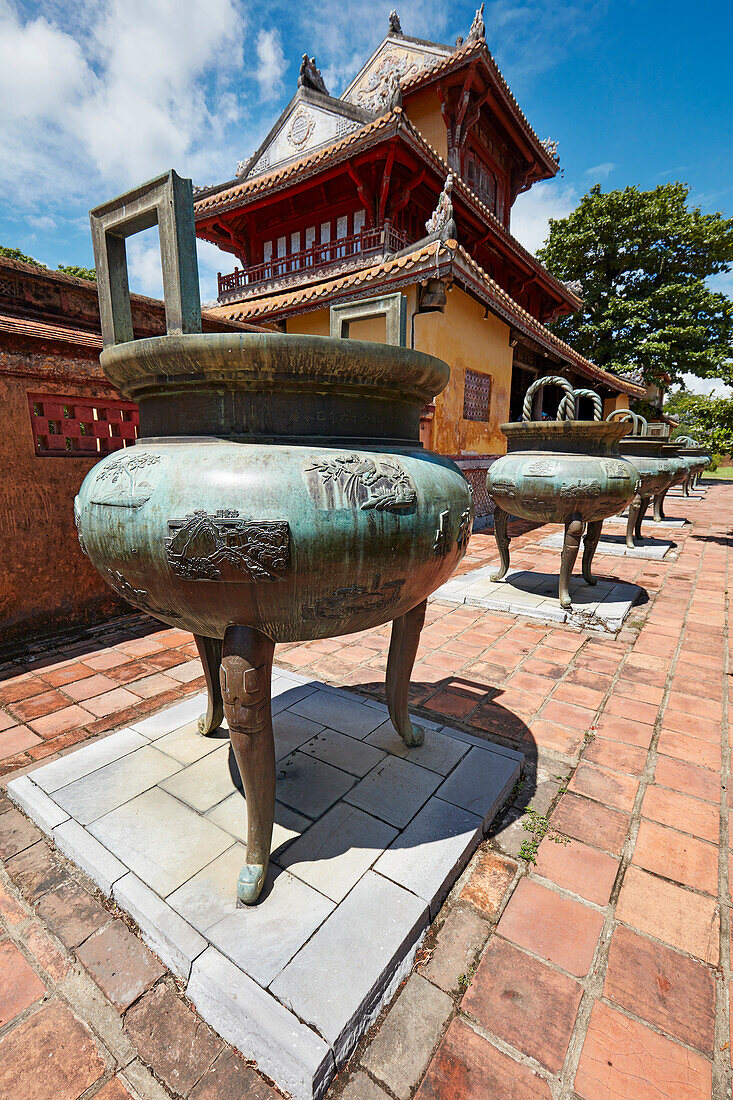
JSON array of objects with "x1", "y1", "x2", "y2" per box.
[{"x1": 217, "y1": 222, "x2": 407, "y2": 297}]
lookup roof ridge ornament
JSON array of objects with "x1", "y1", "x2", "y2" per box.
[
  {"x1": 298, "y1": 54, "x2": 329, "y2": 96},
  {"x1": 425, "y1": 173, "x2": 457, "y2": 242},
  {"x1": 388, "y1": 9, "x2": 402, "y2": 35},
  {"x1": 541, "y1": 137, "x2": 560, "y2": 162},
  {"x1": 467, "y1": 4, "x2": 485, "y2": 42}
]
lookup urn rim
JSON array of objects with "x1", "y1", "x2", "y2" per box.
[{"x1": 99, "y1": 332, "x2": 450, "y2": 406}]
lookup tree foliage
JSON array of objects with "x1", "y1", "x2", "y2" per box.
[
  {"x1": 538, "y1": 183, "x2": 733, "y2": 388},
  {"x1": 58, "y1": 265, "x2": 97, "y2": 281},
  {"x1": 664, "y1": 390, "x2": 733, "y2": 455},
  {"x1": 0, "y1": 245, "x2": 45, "y2": 268}
]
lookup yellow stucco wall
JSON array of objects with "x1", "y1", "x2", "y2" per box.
[
  {"x1": 402, "y1": 88, "x2": 448, "y2": 162},
  {"x1": 285, "y1": 285, "x2": 512, "y2": 456}
]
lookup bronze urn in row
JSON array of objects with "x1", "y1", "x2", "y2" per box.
[
  {"x1": 486, "y1": 377, "x2": 640, "y2": 608},
  {"x1": 74, "y1": 172, "x2": 473, "y2": 905}
]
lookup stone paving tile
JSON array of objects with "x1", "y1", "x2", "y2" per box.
[
  {"x1": 5, "y1": 840, "x2": 69, "y2": 902},
  {"x1": 418, "y1": 905, "x2": 489, "y2": 994},
  {"x1": 459, "y1": 848, "x2": 516, "y2": 919},
  {"x1": 189, "y1": 1047, "x2": 282, "y2": 1099},
  {"x1": 463, "y1": 936, "x2": 582, "y2": 1074},
  {"x1": 0, "y1": 807, "x2": 42, "y2": 859}
]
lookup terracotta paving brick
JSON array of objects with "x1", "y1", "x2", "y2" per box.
[
  {"x1": 104, "y1": 658, "x2": 159, "y2": 683},
  {"x1": 541, "y1": 699, "x2": 596, "y2": 732},
  {"x1": 0, "y1": 939, "x2": 46, "y2": 1024},
  {"x1": 0, "y1": 713, "x2": 16, "y2": 733},
  {"x1": 575, "y1": 1000, "x2": 711, "y2": 1099},
  {"x1": 115, "y1": 637, "x2": 165, "y2": 657},
  {"x1": 76, "y1": 920, "x2": 165, "y2": 1009},
  {"x1": 662, "y1": 709, "x2": 721, "y2": 742},
  {"x1": 166, "y1": 658, "x2": 205, "y2": 683},
  {"x1": 463, "y1": 937, "x2": 582, "y2": 1073},
  {"x1": 657, "y1": 729, "x2": 720, "y2": 770},
  {"x1": 5, "y1": 841, "x2": 69, "y2": 903},
  {"x1": 526, "y1": 719, "x2": 584, "y2": 755},
  {"x1": 667, "y1": 691, "x2": 721, "y2": 721},
  {"x1": 0, "y1": 1000, "x2": 106, "y2": 1100},
  {"x1": 654, "y1": 754, "x2": 719, "y2": 800},
  {"x1": 583, "y1": 737, "x2": 648, "y2": 776},
  {"x1": 419, "y1": 907, "x2": 489, "y2": 994},
  {"x1": 550, "y1": 682, "x2": 605, "y2": 712},
  {"x1": 0, "y1": 676, "x2": 48, "y2": 705},
  {"x1": 63, "y1": 673, "x2": 119, "y2": 701},
  {"x1": 534, "y1": 836, "x2": 619, "y2": 906},
  {"x1": 604, "y1": 925, "x2": 715, "y2": 1052},
  {"x1": 567, "y1": 762, "x2": 639, "y2": 812},
  {"x1": 23, "y1": 920, "x2": 70, "y2": 982},
  {"x1": 36, "y1": 881, "x2": 110, "y2": 949},
  {"x1": 0, "y1": 807, "x2": 42, "y2": 860},
  {"x1": 459, "y1": 849, "x2": 516, "y2": 920},
  {"x1": 498, "y1": 877, "x2": 604, "y2": 976},
  {"x1": 414, "y1": 1016, "x2": 552, "y2": 1100},
  {"x1": 641, "y1": 784, "x2": 719, "y2": 843},
  {"x1": 28, "y1": 704, "x2": 91, "y2": 739},
  {"x1": 0, "y1": 725, "x2": 42, "y2": 759},
  {"x1": 40, "y1": 663, "x2": 96, "y2": 688},
  {"x1": 190, "y1": 1048, "x2": 290, "y2": 1099},
  {"x1": 605, "y1": 694, "x2": 659, "y2": 725},
  {"x1": 80, "y1": 686, "x2": 142, "y2": 717},
  {"x1": 94, "y1": 1079, "x2": 135, "y2": 1100},
  {"x1": 594, "y1": 714, "x2": 654, "y2": 749},
  {"x1": 9, "y1": 688, "x2": 71, "y2": 722},
  {"x1": 551, "y1": 792, "x2": 630, "y2": 856},
  {"x1": 616, "y1": 866, "x2": 719, "y2": 963},
  {"x1": 124, "y1": 983, "x2": 222, "y2": 1093},
  {"x1": 632, "y1": 818, "x2": 719, "y2": 895},
  {"x1": 0, "y1": 879, "x2": 30, "y2": 925}
]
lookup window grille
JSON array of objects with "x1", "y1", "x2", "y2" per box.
[
  {"x1": 27, "y1": 392, "x2": 139, "y2": 457},
  {"x1": 463, "y1": 369, "x2": 492, "y2": 422}
]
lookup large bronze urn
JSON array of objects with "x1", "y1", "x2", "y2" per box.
[
  {"x1": 606, "y1": 411, "x2": 675, "y2": 547},
  {"x1": 486, "y1": 377, "x2": 640, "y2": 608},
  {"x1": 653, "y1": 442, "x2": 692, "y2": 520},
  {"x1": 674, "y1": 436, "x2": 710, "y2": 494},
  {"x1": 75, "y1": 172, "x2": 473, "y2": 904}
]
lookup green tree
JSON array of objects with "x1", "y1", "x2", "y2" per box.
[
  {"x1": 538, "y1": 183, "x2": 733, "y2": 388},
  {"x1": 58, "y1": 264, "x2": 97, "y2": 281},
  {"x1": 664, "y1": 389, "x2": 733, "y2": 454},
  {"x1": 0, "y1": 245, "x2": 45, "y2": 267}
]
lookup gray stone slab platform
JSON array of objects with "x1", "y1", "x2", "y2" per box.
[
  {"x1": 433, "y1": 564, "x2": 641, "y2": 634},
  {"x1": 538, "y1": 530, "x2": 676, "y2": 560},
  {"x1": 8, "y1": 669, "x2": 520, "y2": 1100},
  {"x1": 604, "y1": 514, "x2": 687, "y2": 530}
]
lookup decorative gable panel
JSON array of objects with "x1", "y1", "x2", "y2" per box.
[
  {"x1": 248, "y1": 103, "x2": 361, "y2": 179},
  {"x1": 341, "y1": 39, "x2": 450, "y2": 112}
]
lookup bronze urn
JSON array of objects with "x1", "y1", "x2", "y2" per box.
[{"x1": 74, "y1": 172, "x2": 473, "y2": 904}]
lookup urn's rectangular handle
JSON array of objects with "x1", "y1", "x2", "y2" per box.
[
  {"x1": 329, "y1": 293, "x2": 407, "y2": 347},
  {"x1": 89, "y1": 170, "x2": 202, "y2": 348}
]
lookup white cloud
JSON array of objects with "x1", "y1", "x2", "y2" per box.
[
  {"x1": 679, "y1": 374, "x2": 733, "y2": 399},
  {"x1": 126, "y1": 227, "x2": 229, "y2": 304},
  {"x1": 255, "y1": 28, "x2": 286, "y2": 99},
  {"x1": 585, "y1": 162, "x2": 615, "y2": 180},
  {"x1": 510, "y1": 180, "x2": 577, "y2": 254}
]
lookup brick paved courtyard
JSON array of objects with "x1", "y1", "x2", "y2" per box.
[{"x1": 0, "y1": 479, "x2": 729, "y2": 1099}]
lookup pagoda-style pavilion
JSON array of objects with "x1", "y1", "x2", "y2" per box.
[{"x1": 194, "y1": 8, "x2": 643, "y2": 517}]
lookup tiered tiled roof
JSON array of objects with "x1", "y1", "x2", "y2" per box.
[{"x1": 209, "y1": 239, "x2": 643, "y2": 398}]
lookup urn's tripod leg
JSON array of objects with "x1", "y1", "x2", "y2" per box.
[
  {"x1": 220, "y1": 625, "x2": 276, "y2": 906},
  {"x1": 682, "y1": 470, "x2": 691, "y2": 497},
  {"x1": 194, "y1": 635, "x2": 223, "y2": 736},
  {"x1": 653, "y1": 489, "x2": 667, "y2": 522},
  {"x1": 626, "y1": 495, "x2": 641, "y2": 550},
  {"x1": 491, "y1": 507, "x2": 511, "y2": 582},
  {"x1": 582, "y1": 520, "x2": 603, "y2": 585},
  {"x1": 635, "y1": 496, "x2": 650, "y2": 540},
  {"x1": 386, "y1": 599, "x2": 427, "y2": 748},
  {"x1": 559, "y1": 513, "x2": 584, "y2": 609}
]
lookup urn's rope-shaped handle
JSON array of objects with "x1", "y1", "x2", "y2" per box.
[
  {"x1": 558, "y1": 388, "x2": 603, "y2": 421},
  {"x1": 89, "y1": 169, "x2": 202, "y2": 348},
  {"x1": 606, "y1": 409, "x2": 647, "y2": 434},
  {"x1": 521, "y1": 376, "x2": 574, "y2": 421}
]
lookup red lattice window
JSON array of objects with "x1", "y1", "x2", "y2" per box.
[
  {"x1": 462, "y1": 369, "x2": 492, "y2": 422},
  {"x1": 27, "y1": 393, "x2": 139, "y2": 457}
]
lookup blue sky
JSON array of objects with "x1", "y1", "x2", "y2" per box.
[{"x1": 1, "y1": 0, "x2": 731, "y2": 387}]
